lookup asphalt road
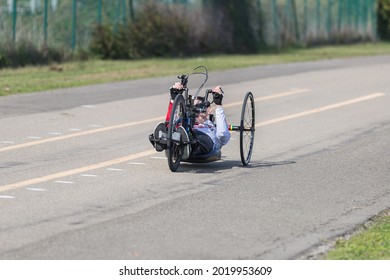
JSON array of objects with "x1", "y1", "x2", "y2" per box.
[{"x1": 0, "y1": 56, "x2": 389, "y2": 259}]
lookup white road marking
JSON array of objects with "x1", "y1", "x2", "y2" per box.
[
  {"x1": 88, "y1": 124, "x2": 103, "y2": 128},
  {"x1": 25, "y1": 188, "x2": 46, "y2": 191},
  {"x1": 0, "y1": 149, "x2": 157, "y2": 193},
  {"x1": 256, "y1": 93, "x2": 386, "y2": 127},
  {"x1": 0, "y1": 195, "x2": 15, "y2": 199},
  {"x1": 224, "y1": 88, "x2": 310, "y2": 109},
  {"x1": 55, "y1": 181, "x2": 74, "y2": 184},
  {"x1": 106, "y1": 168, "x2": 124, "y2": 171},
  {"x1": 80, "y1": 174, "x2": 98, "y2": 177},
  {"x1": 27, "y1": 136, "x2": 42, "y2": 139},
  {"x1": 48, "y1": 132, "x2": 62, "y2": 136},
  {"x1": 82, "y1": 105, "x2": 96, "y2": 108},
  {"x1": 151, "y1": 156, "x2": 167, "y2": 160},
  {"x1": 1, "y1": 141, "x2": 15, "y2": 144},
  {"x1": 128, "y1": 162, "x2": 146, "y2": 165},
  {"x1": 69, "y1": 128, "x2": 82, "y2": 131},
  {"x1": 0, "y1": 118, "x2": 157, "y2": 152}
]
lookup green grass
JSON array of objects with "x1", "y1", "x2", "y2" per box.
[
  {"x1": 326, "y1": 211, "x2": 390, "y2": 260},
  {"x1": 1, "y1": 42, "x2": 390, "y2": 96}
]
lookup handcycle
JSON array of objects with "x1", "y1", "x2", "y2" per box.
[{"x1": 150, "y1": 66, "x2": 255, "y2": 172}]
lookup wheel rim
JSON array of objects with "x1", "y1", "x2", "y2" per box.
[
  {"x1": 240, "y1": 92, "x2": 255, "y2": 166},
  {"x1": 168, "y1": 95, "x2": 186, "y2": 172}
]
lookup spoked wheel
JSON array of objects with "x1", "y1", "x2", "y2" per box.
[
  {"x1": 167, "y1": 94, "x2": 186, "y2": 172},
  {"x1": 239, "y1": 92, "x2": 255, "y2": 166}
]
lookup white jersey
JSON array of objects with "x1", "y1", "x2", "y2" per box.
[{"x1": 193, "y1": 106, "x2": 231, "y2": 151}]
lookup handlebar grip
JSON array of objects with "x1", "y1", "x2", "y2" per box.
[
  {"x1": 178, "y1": 74, "x2": 188, "y2": 87},
  {"x1": 205, "y1": 89, "x2": 212, "y2": 101}
]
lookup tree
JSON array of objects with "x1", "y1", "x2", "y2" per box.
[{"x1": 204, "y1": 0, "x2": 258, "y2": 53}]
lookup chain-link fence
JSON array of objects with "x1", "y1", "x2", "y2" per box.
[
  {"x1": 0, "y1": 0, "x2": 135, "y2": 49},
  {"x1": 0, "y1": 0, "x2": 379, "y2": 50},
  {"x1": 261, "y1": 0, "x2": 378, "y2": 46}
]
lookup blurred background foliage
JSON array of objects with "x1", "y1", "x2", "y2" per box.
[
  {"x1": 378, "y1": 0, "x2": 390, "y2": 40},
  {"x1": 0, "y1": 0, "x2": 389, "y2": 68}
]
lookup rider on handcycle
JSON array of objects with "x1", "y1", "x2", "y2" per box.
[{"x1": 150, "y1": 82, "x2": 231, "y2": 161}]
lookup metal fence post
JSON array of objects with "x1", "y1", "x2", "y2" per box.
[
  {"x1": 362, "y1": 0, "x2": 368, "y2": 35},
  {"x1": 72, "y1": 0, "x2": 77, "y2": 50},
  {"x1": 115, "y1": 0, "x2": 120, "y2": 32},
  {"x1": 97, "y1": 0, "x2": 102, "y2": 24},
  {"x1": 271, "y1": 0, "x2": 279, "y2": 47},
  {"x1": 337, "y1": 0, "x2": 343, "y2": 33},
  {"x1": 129, "y1": 0, "x2": 134, "y2": 20},
  {"x1": 44, "y1": 0, "x2": 49, "y2": 46},
  {"x1": 256, "y1": 0, "x2": 265, "y2": 46},
  {"x1": 347, "y1": 0, "x2": 352, "y2": 30},
  {"x1": 316, "y1": 0, "x2": 321, "y2": 36},
  {"x1": 291, "y1": 0, "x2": 300, "y2": 43},
  {"x1": 122, "y1": 0, "x2": 127, "y2": 24},
  {"x1": 327, "y1": 0, "x2": 333, "y2": 38},
  {"x1": 12, "y1": 0, "x2": 17, "y2": 43},
  {"x1": 371, "y1": 0, "x2": 378, "y2": 40},
  {"x1": 355, "y1": 0, "x2": 359, "y2": 31},
  {"x1": 304, "y1": 0, "x2": 308, "y2": 42},
  {"x1": 285, "y1": 0, "x2": 291, "y2": 32}
]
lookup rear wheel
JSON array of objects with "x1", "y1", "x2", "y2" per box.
[
  {"x1": 167, "y1": 95, "x2": 186, "y2": 172},
  {"x1": 240, "y1": 92, "x2": 255, "y2": 166}
]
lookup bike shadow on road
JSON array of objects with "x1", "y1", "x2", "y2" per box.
[{"x1": 178, "y1": 159, "x2": 296, "y2": 174}]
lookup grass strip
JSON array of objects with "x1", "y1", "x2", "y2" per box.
[
  {"x1": 1, "y1": 42, "x2": 390, "y2": 96},
  {"x1": 326, "y1": 211, "x2": 390, "y2": 260}
]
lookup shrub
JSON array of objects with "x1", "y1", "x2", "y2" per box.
[
  {"x1": 90, "y1": 24, "x2": 119, "y2": 59},
  {"x1": 128, "y1": 3, "x2": 190, "y2": 58},
  {"x1": 89, "y1": 1, "x2": 261, "y2": 59},
  {"x1": 0, "y1": 41, "x2": 65, "y2": 69},
  {"x1": 90, "y1": 2, "x2": 192, "y2": 59},
  {"x1": 0, "y1": 53, "x2": 6, "y2": 68},
  {"x1": 378, "y1": 0, "x2": 390, "y2": 40}
]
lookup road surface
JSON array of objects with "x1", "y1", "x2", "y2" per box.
[{"x1": 0, "y1": 56, "x2": 389, "y2": 259}]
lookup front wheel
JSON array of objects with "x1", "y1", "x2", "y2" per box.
[
  {"x1": 240, "y1": 92, "x2": 255, "y2": 166},
  {"x1": 167, "y1": 94, "x2": 186, "y2": 172}
]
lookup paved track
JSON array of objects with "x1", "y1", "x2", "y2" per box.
[{"x1": 0, "y1": 56, "x2": 389, "y2": 259}]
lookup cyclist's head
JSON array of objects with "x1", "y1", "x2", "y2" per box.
[
  {"x1": 194, "y1": 96, "x2": 211, "y2": 124},
  {"x1": 194, "y1": 96, "x2": 204, "y2": 106}
]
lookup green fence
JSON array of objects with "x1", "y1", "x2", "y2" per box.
[
  {"x1": 261, "y1": 0, "x2": 378, "y2": 46},
  {"x1": 0, "y1": 0, "x2": 379, "y2": 50},
  {"x1": 0, "y1": 0, "x2": 139, "y2": 49}
]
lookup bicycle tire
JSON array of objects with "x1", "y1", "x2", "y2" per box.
[
  {"x1": 239, "y1": 92, "x2": 255, "y2": 166},
  {"x1": 167, "y1": 94, "x2": 186, "y2": 172}
]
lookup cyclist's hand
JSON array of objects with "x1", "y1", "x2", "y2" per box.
[
  {"x1": 212, "y1": 86, "x2": 224, "y2": 105},
  {"x1": 170, "y1": 82, "x2": 184, "y2": 100}
]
